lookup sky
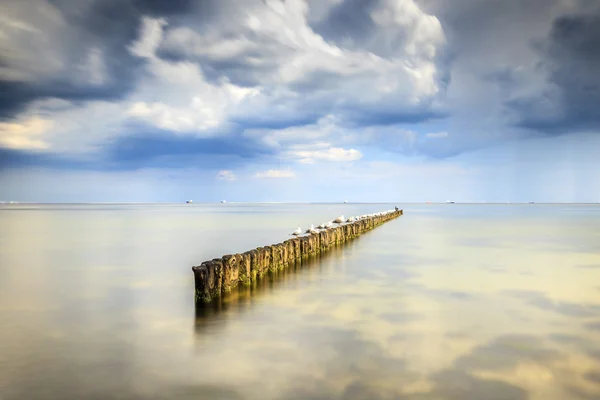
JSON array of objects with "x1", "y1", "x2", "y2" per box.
[{"x1": 0, "y1": 0, "x2": 599, "y2": 203}]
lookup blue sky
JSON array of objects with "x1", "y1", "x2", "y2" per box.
[{"x1": 0, "y1": 0, "x2": 599, "y2": 202}]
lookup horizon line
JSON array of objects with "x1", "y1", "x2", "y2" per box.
[{"x1": 1, "y1": 201, "x2": 599, "y2": 205}]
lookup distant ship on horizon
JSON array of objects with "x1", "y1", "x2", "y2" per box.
[
  {"x1": 221, "y1": 200, "x2": 227, "y2": 203},
  {"x1": 186, "y1": 200, "x2": 193, "y2": 204}
]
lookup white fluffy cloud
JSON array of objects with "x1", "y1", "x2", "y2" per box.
[
  {"x1": 160, "y1": 0, "x2": 446, "y2": 119},
  {"x1": 128, "y1": 17, "x2": 167, "y2": 59},
  {"x1": 285, "y1": 147, "x2": 363, "y2": 164},
  {"x1": 244, "y1": 114, "x2": 339, "y2": 148},
  {"x1": 243, "y1": 114, "x2": 364, "y2": 164},
  {"x1": 126, "y1": 17, "x2": 261, "y2": 135}
]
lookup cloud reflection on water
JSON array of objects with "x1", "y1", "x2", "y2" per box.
[{"x1": 1, "y1": 204, "x2": 600, "y2": 399}]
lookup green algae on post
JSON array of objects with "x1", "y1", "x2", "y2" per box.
[{"x1": 192, "y1": 209, "x2": 403, "y2": 303}]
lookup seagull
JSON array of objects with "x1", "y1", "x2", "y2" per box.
[
  {"x1": 305, "y1": 224, "x2": 315, "y2": 234},
  {"x1": 325, "y1": 221, "x2": 333, "y2": 229},
  {"x1": 334, "y1": 215, "x2": 345, "y2": 223},
  {"x1": 346, "y1": 216, "x2": 355, "y2": 223},
  {"x1": 291, "y1": 227, "x2": 302, "y2": 236}
]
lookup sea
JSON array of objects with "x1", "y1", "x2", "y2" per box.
[{"x1": 1, "y1": 203, "x2": 599, "y2": 400}]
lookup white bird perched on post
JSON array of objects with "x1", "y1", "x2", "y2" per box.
[
  {"x1": 325, "y1": 221, "x2": 333, "y2": 229},
  {"x1": 291, "y1": 227, "x2": 302, "y2": 236},
  {"x1": 334, "y1": 215, "x2": 344, "y2": 223},
  {"x1": 305, "y1": 224, "x2": 315, "y2": 234}
]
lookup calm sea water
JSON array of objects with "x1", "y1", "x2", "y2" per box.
[{"x1": 1, "y1": 203, "x2": 600, "y2": 400}]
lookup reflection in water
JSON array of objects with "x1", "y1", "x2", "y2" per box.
[
  {"x1": 194, "y1": 242, "x2": 348, "y2": 324},
  {"x1": 1, "y1": 203, "x2": 600, "y2": 399}
]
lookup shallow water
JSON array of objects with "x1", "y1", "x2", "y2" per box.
[{"x1": 1, "y1": 203, "x2": 600, "y2": 400}]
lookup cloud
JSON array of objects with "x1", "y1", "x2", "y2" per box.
[
  {"x1": 404, "y1": 0, "x2": 600, "y2": 157},
  {"x1": 104, "y1": 133, "x2": 272, "y2": 170},
  {"x1": 2, "y1": 0, "x2": 600, "y2": 197},
  {"x1": 3, "y1": 99, "x2": 130, "y2": 155},
  {"x1": 286, "y1": 147, "x2": 363, "y2": 164},
  {"x1": 508, "y1": 9, "x2": 600, "y2": 133},
  {"x1": 454, "y1": 334, "x2": 563, "y2": 371},
  {"x1": 430, "y1": 369, "x2": 528, "y2": 400},
  {"x1": 422, "y1": 0, "x2": 600, "y2": 135},
  {"x1": 243, "y1": 115, "x2": 363, "y2": 164},
  {"x1": 157, "y1": 0, "x2": 448, "y2": 126},
  {"x1": 216, "y1": 170, "x2": 236, "y2": 181},
  {"x1": 0, "y1": 128, "x2": 274, "y2": 171},
  {"x1": 0, "y1": 0, "x2": 471, "y2": 166},
  {"x1": 504, "y1": 290, "x2": 600, "y2": 318},
  {"x1": 0, "y1": 117, "x2": 52, "y2": 150},
  {"x1": 128, "y1": 16, "x2": 168, "y2": 59},
  {"x1": 312, "y1": 0, "x2": 446, "y2": 60},
  {"x1": 0, "y1": 147, "x2": 80, "y2": 170},
  {"x1": 586, "y1": 322, "x2": 600, "y2": 332},
  {"x1": 126, "y1": 17, "x2": 262, "y2": 135},
  {"x1": 0, "y1": 0, "x2": 152, "y2": 119},
  {"x1": 127, "y1": 99, "x2": 222, "y2": 133},
  {"x1": 254, "y1": 169, "x2": 295, "y2": 179}
]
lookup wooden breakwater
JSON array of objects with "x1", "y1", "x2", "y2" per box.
[{"x1": 192, "y1": 209, "x2": 403, "y2": 303}]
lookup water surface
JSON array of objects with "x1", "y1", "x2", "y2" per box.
[{"x1": 1, "y1": 203, "x2": 600, "y2": 399}]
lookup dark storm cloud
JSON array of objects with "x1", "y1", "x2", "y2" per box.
[
  {"x1": 0, "y1": 131, "x2": 273, "y2": 171},
  {"x1": 0, "y1": 147, "x2": 80, "y2": 170},
  {"x1": 0, "y1": 0, "x2": 202, "y2": 120},
  {"x1": 49, "y1": 0, "x2": 198, "y2": 17},
  {"x1": 0, "y1": 81, "x2": 36, "y2": 120},
  {"x1": 512, "y1": 11, "x2": 600, "y2": 133},
  {"x1": 106, "y1": 131, "x2": 274, "y2": 168},
  {"x1": 417, "y1": 0, "x2": 557, "y2": 46},
  {"x1": 420, "y1": 0, "x2": 600, "y2": 134},
  {"x1": 346, "y1": 107, "x2": 447, "y2": 127},
  {"x1": 309, "y1": 0, "x2": 380, "y2": 51},
  {"x1": 231, "y1": 114, "x2": 322, "y2": 130},
  {"x1": 103, "y1": 132, "x2": 274, "y2": 170}
]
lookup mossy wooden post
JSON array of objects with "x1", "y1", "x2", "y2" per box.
[{"x1": 193, "y1": 209, "x2": 403, "y2": 303}]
